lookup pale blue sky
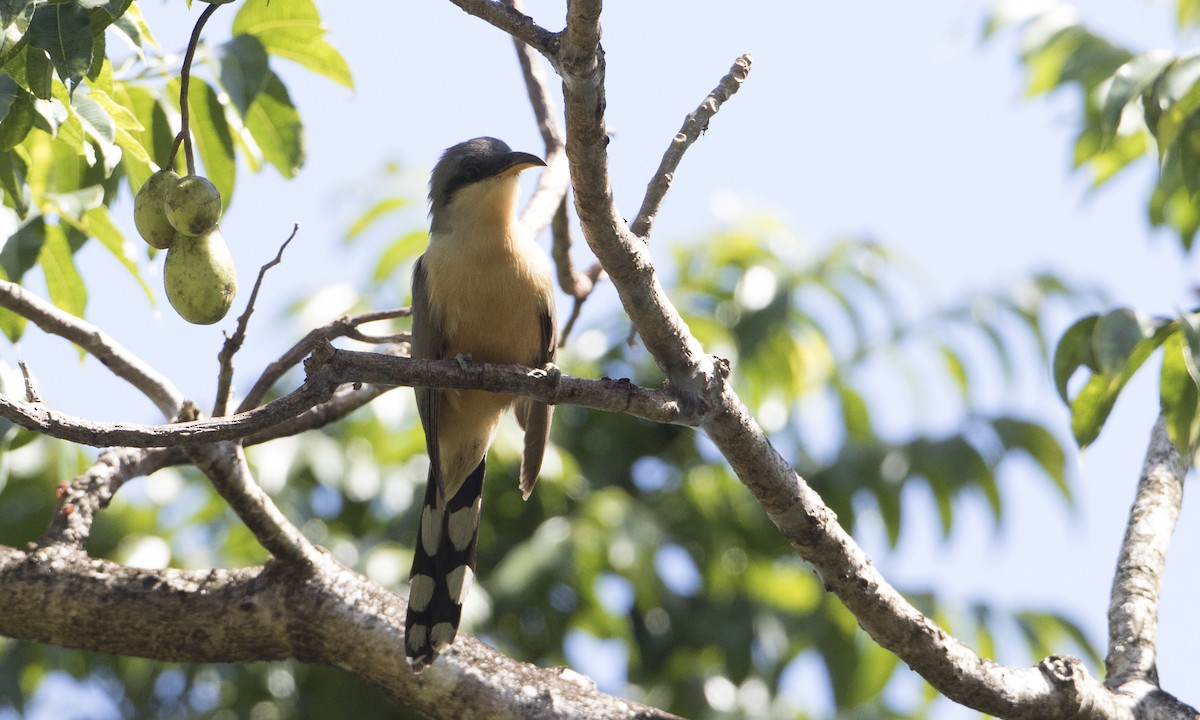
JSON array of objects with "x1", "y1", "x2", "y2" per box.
[{"x1": 13, "y1": 1, "x2": 1200, "y2": 716}]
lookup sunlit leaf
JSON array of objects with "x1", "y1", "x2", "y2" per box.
[
  {"x1": 1160, "y1": 330, "x2": 1200, "y2": 455},
  {"x1": 232, "y1": 0, "x2": 352, "y2": 89},
  {"x1": 37, "y1": 221, "x2": 86, "y2": 318},
  {"x1": 27, "y1": 2, "x2": 93, "y2": 93},
  {"x1": 244, "y1": 70, "x2": 303, "y2": 178}
]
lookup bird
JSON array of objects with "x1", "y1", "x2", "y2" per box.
[{"x1": 405, "y1": 137, "x2": 557, "y2": 672}]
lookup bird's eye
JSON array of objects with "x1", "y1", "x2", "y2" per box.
[{"x1": 463, "y1": 164, "x2": 482, "y2": 182}]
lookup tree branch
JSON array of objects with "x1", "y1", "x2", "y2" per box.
[
  {"x1": 630, "y1": 53, "x2": 752, "y2": 240},
  {"x1": 0, "y1": 545, "x2": 682, "y2": 720},
  {"x1": 215, "y1": 225, "x2": 298, "y2": 417},
  {"x1": 1106, "y1": 415, "x2": 1190, "y2": 690},
  {"x1": 508, "y1": 0, "x2": 571, "y2": 239},
  {"x1": 188, "y1": 441, "x2": 320, "y2": 566},
  {"x1": 0, "y1": 279, "x2": 183, "y2": 419},
  {"x1": 40, "y1": 447, "x2": 185, "y2": 546},
  {"x1": 446, "y1": 0, "x2": 560, "y2": 59},
  {"x1": 236, "y1": 307, "x2": 410, "y2": 414},
  {"x1": 0, "y1": 348, "x2": 692, "y2": 448}
]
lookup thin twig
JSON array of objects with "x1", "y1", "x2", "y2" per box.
[
  {"x1": 630, "y1": 53, "x2": 752, "y2": 240},
  {"x1": 0, "y1": 280, "x2": 184, "y2": 419},
  {"x1": 214, "y1": 225, "x2": 298, "y2": 417},
  {"x1": 18, "y1": 360, "x2": 41, "y2": 404},
  {"x1": 549, "y1": 199, "x2": 605, "y2": 345},
  {"x1": 236, "y1": 307, "x2": 410, "y2": 413}
]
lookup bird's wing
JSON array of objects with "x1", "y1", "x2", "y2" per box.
[
  {"x1": 411, "y1": 255, "x2": 445, "y2": 497},
  {"x1": 516, "y1": 300, "x2": 556, "y2": 499}
]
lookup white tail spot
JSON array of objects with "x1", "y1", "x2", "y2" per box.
[
  {"x1": 420, "y1": 504, "x2": 442, "y2": 556},
  {"x1": 447, "y1": 565, "x2": 475, "y2": 604},
  {"x1": 448, "y1": 496, "x2": 481, "y2": 551},
  {"x1": 409, "y1": 574, "x2": 435, "y2": 612},
  {"x1": 406, "y1": 624, "x2": 427, "y2": 652},
  {"x1": 430, "y1": 622, "x2": 457, "y2": 651}
]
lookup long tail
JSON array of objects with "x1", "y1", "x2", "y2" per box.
[{"x1": 405, "y1": 458, "x2": 485, "y2": 672}]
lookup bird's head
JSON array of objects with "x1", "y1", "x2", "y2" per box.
[{"x1": 428, "y1": 137, "x2": 546, "y2": 234}]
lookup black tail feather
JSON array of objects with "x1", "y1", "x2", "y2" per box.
[{"x1": 405, "y1": 458, "x2": 485, "y2": 671}]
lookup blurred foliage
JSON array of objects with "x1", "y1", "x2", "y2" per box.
[
  {"x1": 0, "y1": 1, "x2": 1129, "y2": 720},
  {"x1": 990, "y1": 1, "x2": 1200, "y2": 456},
  {"x1": 990, "y1": 0, "x2": 1200, "y2": 251}
]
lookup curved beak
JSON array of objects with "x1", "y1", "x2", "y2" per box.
[{"x1": 502, "y1": 151, "x2": 547, "y2": 174}]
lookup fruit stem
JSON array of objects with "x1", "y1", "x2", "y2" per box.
[{"x1": 169, "y1": 2, "x2": 221, "y2": 175}]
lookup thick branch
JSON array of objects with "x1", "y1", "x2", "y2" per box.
[
  {"x1": 1106, "y1": 415, "x2": 1189, "y2": 687},
  {"x1": 0, "y1": 545, "x2": 681, "y2": 720},
  {"x1": 630, "y1": 53, "x2": 752, "y2": 240},
  {"x1": 0, "y1": 280, "x2": 183, "y2": 419}
]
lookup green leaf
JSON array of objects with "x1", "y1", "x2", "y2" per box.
[
  {"x1": 1149, "y1": 53, "x2": 1200, "y2": 162},
  {"x1": 80, "y1": 205, "x2": 152, "y2": 301},
  {"x1": 27, "y1": 2, "x2": 93, "y2": 93},
  {"x1": 1179, "y1": 310, "x2": 1200, "y2": 385},
  {"x1": 116, "y1": 84, "x2": 175, "y2": 172},
  {"x1": 1069, "y1": 311, "x2": 1175, "y2": 448},
  {"x1": 0, "y1": 72, "x2": 14, "y2": 121},
  {"x1": 1094, "y1": 308, "x2": 1165, "y2": 376},
  {"x1": 0, "y1": 214, "x2": 43, "y2": 281},
  {"x1": 45, "y1": 185, "x2": 103, "y2": 219},
  {"x1": 111, "y1": 1, "x2": 158, "y2": 55},
  {"x1": 0, "y1": 0, "x2": 32, "y2": 30},
  {"x1": 0, "y1": 82, "x2": 33, "y2": 150},
  {"x1": 211, "y1": 33, "x2": 269, "y2": 117},
  {"x1": 244, "y1": 70, "x2": 304, "y2": 178},
  {"x1": 938, "y1": 342, "x2": 969, "y2": 400},
  {"x1": 71, "y1": 92, "x2": 115, "y2": 152},
  {"x1": 1101, "y1": 51, "x2": 1172, "y2": 146},
  {"x1": 24, "y1": 45, "x2": 53, "y2": 100},
  {"x1": 1053, "y1": 314, "x2": 1099, "y2": 402},
  {"x1": 992, "y1": 417, "x2": 1070, "y2": 501},
  {"x1": 82, "y1": 86, "x2": 140, "y2": 131},
  {"x1": 0, "y1": 148, "x2": 29, "y2": 217},
  {"x1": 346, "y1": 196, "x2": 407, "y2": 243},
  {"x1": 232, "y1": 0, "x2": 352, "y2": 89},
  {"x1": 37, "y1": 221, "x2": 86, "y2": 318},
  {"x1": 371, "y1": 229, "x2": 426, "y2": 284},
  {"x1": 1160, "y1": 330, "x2": 1200, "y2": 456},
  {"x1": 835, "y1": 381, "x2": 872, "y2": 440}
]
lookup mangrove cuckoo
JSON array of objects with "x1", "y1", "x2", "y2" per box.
[{"x1": 405, "y1": 137, "x2": 556, "y2": 671}]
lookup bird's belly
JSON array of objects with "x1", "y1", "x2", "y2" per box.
[{"x1": 434, "y1": 262, "x2": 547, "y2": 367}]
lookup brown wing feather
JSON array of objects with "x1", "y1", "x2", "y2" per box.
[
  {"x1": 516, "y1": 303, "x2": 556, "y2": 499},
  {"x1": 411, "y1": 256, "x2": 445, "y2": 497}
]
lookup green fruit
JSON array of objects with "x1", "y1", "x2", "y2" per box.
[
  {"x1": 134, "y1": 169, "x2": 181, "y2": 249},
  {"x1": 165, "y1": 175, "x2": 222, "y2": 237},
  {"x1": 164, "y1": 228, "x2": 238, "y2": 325}
]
